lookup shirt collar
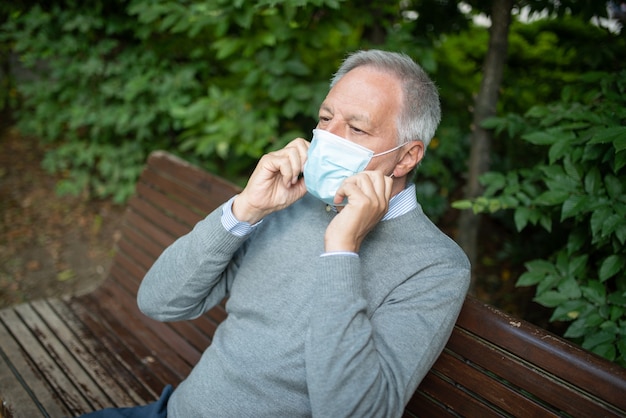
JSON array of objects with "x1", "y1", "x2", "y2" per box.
[{"x1": 382, "y1": 183, "x2": 418, "y2": 221}]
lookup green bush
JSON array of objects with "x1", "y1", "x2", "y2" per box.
[
  {"x1": 2, "y1": 0, "x2": 464, "y2": 219},
  {"x1": 2, "y1": 2, "x2": 201, "y2": 202},
  {"x1": 454, "y1": 71, "x2": 626, "y2": 365}
]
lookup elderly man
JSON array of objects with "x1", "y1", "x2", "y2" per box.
[{"x1": 85, "y1": 49, "x2": 470, "y2": 418}]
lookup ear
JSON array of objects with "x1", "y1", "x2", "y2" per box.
[{"x1": 392, "y1": 141, "x2": 424, "y2": 178}]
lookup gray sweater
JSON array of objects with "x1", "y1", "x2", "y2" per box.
[{"x1": 137, "y1": 193, "x2": 470, "y2": 417}]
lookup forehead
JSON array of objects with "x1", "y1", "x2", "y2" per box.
[{"x1": 321, "y1": 66, "x2": 402, "y2": 128}]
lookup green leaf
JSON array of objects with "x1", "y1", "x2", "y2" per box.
[
  {"x1": 615, "y1": 150, "x2": 626, "y2": 171},
  {"x1": 568, "y1": 254, "x2": 588, "y2": 277},
  {"x1": 517, "y1": 270, "x2": 545, "y2": 287},
  {"x1": 550, "y1": 300, "x2": 589, "y2": 321},
  {"x1": 567, "y1": 230, "x2": 586, "y2": 254},
  {"x1": 451, "y1": 200, "x2": 473, "y2": 210},
  {"x1": 604, "y1": 175, "x2": 623, "y2": 199},
  {"x1": 479, "y1": 172, "x2": 506, "y2": 192},
  {"x1": 616, "y1": 224, "x2": 626, "y2": 245},
  {"x1": 213, "y1": 38, "x2": 242, "y2": 59},
  {"x1": 548, "y1": 134, "x2": 576, "y2": 164},
  {"x1": 608, "y1": 292, "x2": 626, "y2": 307},
  {"x1": 561, "y1": 195, "x2": 587, "y2": 221},
  {"x1": 617, "y1": 337, "x2": 626, "y2": 358},
  {"x1": 524, "y1": 259, "x2": 558, "y2": 275},
  {"x1": 563, "y1": 156, "x2": 582, "y2": 182},
  {"x1": 581, "y1": 281, "x2": 606, "y2": 305},
  {"x1": 534, "y1": 190, "x2": 569, "y2": 206},
  {"x1": 584, "y1": 167, "x2": 601, "y2": 195},
  {"x1": 591, "y1": 343, "x2": 617, "y2": 361},
  {"x1": 601, "y1": 319, "x2": 619, "y2": 333},
  {"x1": 601, "y1": 214, "x2": 623, "y2": 241},
  {"x1": 538, "y1": 214, "x2": 552, "y2": 232},
  {"x1": 599, "y1": 255, "x2": 625, "y2": 282},
  {"x1": 582, "y1": 330, "x2": 615, "y2": 350},
  {"x1": 534, "y1": 290, "x2": 569, "y2": 308},
  {"x1": 590, "y1": 206, "x2": 611, "y2": 242},
  {"x1": 617, "y1": 137, "x2": 626, "y2": 152},
  {"x1": 514, "y1": 207, "x2": 532, "y2": 231},
  {"x1": 480, "y1": 116, "x2": 505, "y2": 130},
  {"x1": 523, "y1": 130, "x2": 557, "y2": 146},
  {"x1": 589, "y1": 126, "x2": 626, "y2": 145},
  {"x1": 564, "y1": 317, "x2": 589, "y2": 338},
  {"x1": 558, "y1": 278, "x2": 582, "y2": 299}
]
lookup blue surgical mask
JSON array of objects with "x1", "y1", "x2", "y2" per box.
[{"x1": 303, "y1": 129, "x2": 403, "y2": 206}]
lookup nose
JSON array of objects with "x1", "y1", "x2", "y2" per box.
[{"x1": 324, "y1": 121, "x2": 345, "y2": 139}]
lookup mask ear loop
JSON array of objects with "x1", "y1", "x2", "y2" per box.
[
  {"x1": 372, "y1": 142, "x2": 407, "y2": 158},
  {"x1": 376, "y1": 143, "x2": 407, "y2": 178}
]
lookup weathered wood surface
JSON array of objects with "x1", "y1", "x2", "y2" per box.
[{"x1": 1, "y1": 151, "x2": 624, "y2": 418}]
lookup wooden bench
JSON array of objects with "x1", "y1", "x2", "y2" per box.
[{"x1": 1, "y1": 150, "x2": 624, "y2": 417}]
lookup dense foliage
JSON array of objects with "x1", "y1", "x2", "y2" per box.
[
  {"x1": 0, "y1": 0, "x2": 468, "y2": 211},
  {"x1": 454, "y1": 71, "x2": 626, "y2": 365}
]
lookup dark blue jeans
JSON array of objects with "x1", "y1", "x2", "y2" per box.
[{"x1": 79, "y1": 385, "x2": 173, "y2": 418}]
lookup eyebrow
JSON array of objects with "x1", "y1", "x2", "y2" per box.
[{"x1": 319, "y1": 104, "x2": 371, "y2": 125}]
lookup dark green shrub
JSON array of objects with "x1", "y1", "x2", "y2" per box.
[{"x1": 454, "y1": 71, "x2": 626, "y2": 365}]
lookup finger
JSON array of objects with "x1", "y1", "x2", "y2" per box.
[
  {"x1": 366, "y1": 171, "x2": 393, "y2": 205},
  {"x1": 334, "y1": 174, "x2": 376, "y2": 207},
  {"x1": 285, "y1": 137, "x2": 310, "y2": 158},
  {"x1": 383, "y1": 174, "x2": 393, "y2": 201},
  {"x1": 262, "y1": 148, "x2": 300, "y2": 187},
  {"x1": 282, "y1": 138, "x2": 310, "y2": 185},
  {"x1": 344, "y1": 172, "x2": 392, "y2": 211}
]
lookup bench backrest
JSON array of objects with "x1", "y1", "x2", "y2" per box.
[
  {"x1": 104, "y1": 151, "x2": 626, "y2": 416},
  {"x1": 408, "y1": 297, "x2": 626, "y2": 417}
]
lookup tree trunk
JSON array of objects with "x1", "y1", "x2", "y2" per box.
[{"x1": 456, "y1": 0, "x2": 514, "y2": 292}]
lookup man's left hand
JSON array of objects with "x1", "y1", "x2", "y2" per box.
[{"x1": 324, "y1": 171, "x2": 393, "y2": 253}]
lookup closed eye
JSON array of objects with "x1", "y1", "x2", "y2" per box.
[{"x1": 350, "y1": 125, "x2": 367, "y2": 135}]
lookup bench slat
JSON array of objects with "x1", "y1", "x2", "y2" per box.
[
  {"x1": 46, "y1": 298, "x2": 150, "y2": 405},
  {"x1": 89, "y1": 287, "x2": 194, "y2": 380},
  {"x1": 432, "y1": 349, "x2": 560, "y2": 417},
  {"x1": 0, "y1": 306, "x2": 92, "y2": 415},
  {"x1": 115, "y1": 235, "x2": 156, "y2": 273},
  {"x1": 135, "y1": 181, "x2": 204, "y2": 229},
  {"x1": 413, "y1": 367, "x2": 505, "y2": 417},
  {"x1": 446, "y1": 326, "x2": 621, "y2": 417},
  {"x1": 146, "y1": 151, "x2": 241, "y2": 211},
  {"x1": 456, "y1": 297, "x2": 626, "y2": 413},
  {"x1": 103, "y1": 281, "x2": 203, "y2": 369},
  {"x1": 127, "y1": 196, "x2": 190, "y2": 241},
  {"x1": 79, "y1": 291, "x2": 183, "y2": 391},
  {"x1": 122, "y1": 208, "x2": 176, "y2": 251},
  {"x1": 402, "y1": 390, "x2": 457, "y2": 418},
  {"x1": 139, "y1": 167, "x2": 215, "y2": 218},
  {"x1": 65, "y1": 297, "x2": 162, "y2": 401},
  {"x1": 28, "y1": 300, "x2": 140, "y2": 407},
  {"x1": 0, "y1": 318, "x2": 68, "y2": 418},
  {"x1": 120, "y1": 223, "x2": 166, "y2": 264},
  {"x1": 107, "y1": 259, "x2": 227, "y2": 356}
]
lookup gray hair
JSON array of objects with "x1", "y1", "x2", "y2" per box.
[{"x1": 330, "y1": 49, "x2": 441, "y2": 150}]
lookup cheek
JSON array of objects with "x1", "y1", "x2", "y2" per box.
[{"x1": 364, "y1": 155, "x2": 389, "y2": 173}]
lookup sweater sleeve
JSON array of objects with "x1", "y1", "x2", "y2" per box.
[
  {"x1": 137, "y1": 206, "x2": 249, "y2": 322},
  {"x1": 305, "y1": 254, "x2": 470, "y2": 418}
]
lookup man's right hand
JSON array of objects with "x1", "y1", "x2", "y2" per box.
[{"x1": 232, "y1": 138, "x2": 310, "y2": 224}]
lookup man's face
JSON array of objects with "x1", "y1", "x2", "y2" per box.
[{"x1": 316, "y1": 66, "x2": 403, "y2": 173}]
